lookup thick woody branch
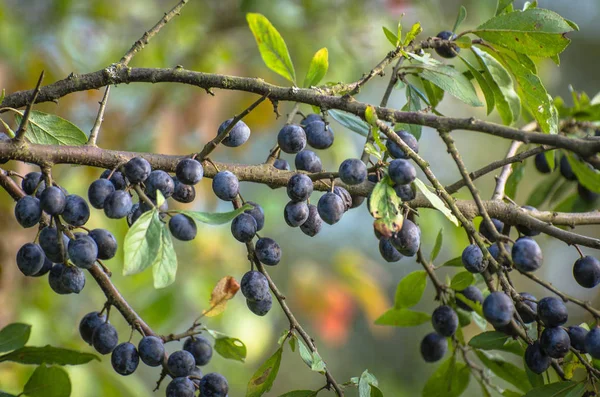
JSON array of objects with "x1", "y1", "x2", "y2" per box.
[{"x1": 2, "y1": 67, "x2": 600, "y2": 159}]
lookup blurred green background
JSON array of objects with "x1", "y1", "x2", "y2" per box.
[{"x1": 1, "y1": 0, "x2": 600, "y2": 395}]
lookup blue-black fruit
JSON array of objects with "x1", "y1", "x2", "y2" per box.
[
  {"x1": 183, "y1": 336, "x2": 213, "y2": 367},
  {"x1": 435, "y1": 31, "x2": 459, "y2": 58},
  {"x1": 104, "y1": 190, "x2": 133, "y2": 219},
  {"x1": 386, "y1": 130, "x2": 418, "y2": 159},
  {"x1": 278, "y1": 125, "x2": 306, "y2": 154},
  {"x1": 431, "y1": 305, "x2": 458, "y2": 337},
  {"x1": 537, "y1": 297, "x2": 568, "y2": 327},
  {"x1": 461, "y1": 244, "x2": 486, "y2": 273},
  {"x1": 92, "y1": 322, "x2": 119, "y2": 355},
  {"x1": 540, "y1": 326, "x2": 570, "y2": 358},
  {"x1": 388, "y1": 159, "x2": 416, "y2": 185},
  {"x1": 145, "y1": 170, "x2": 175, "y2": 199},
  {"x1": 88, "y1": 178, "x2": 115, "y2": 209},
  {"x1": 241, "y1": 270, "x2": 269, "y2": 301},
  {"x1": 317, "y1": 192, "x2": 345, "y2": 225},
  {"x1": 169, "y1": 214, "x2": 197, "y2": 241},
  {"x1": 295, "y1": 150, "x2": 322, "y2": 173},
  {"x1": 338, "y1": 159, "x2": 367, "y2": 185},
  {"x1": 68, "y1": 236, "x2": 98, "y2": 269},
  {"x1": 199, "y1": 372, "x2": 229, "y2": 397},
  {"x1": 101, "y1": 170, "x2": 127, "y2": 190},
  {"x1": 79, "y1": 312, "x2": 107, "y2": 345},
  {"x1": 167, "y1": 350, "x2": 196, "y2": 377},
  {"x1": 62, "y1": 195, "x2": 90, "y2": 227},
  {"x1": 16, "y1": 243, "x2": 45, "y2": 276},
  {"x1": 231, "y1": 213, "x2": 257, "y2": 242},
  {"x1": 420, "y1": 332, "x2": 447, "y2": 362},
  {"x1": 479, "y1": 218, "x2": 504, "y2": 242},
  {"x1": 255, "y1": 237, "x2": 281, "y2": 266},
  {"x1": 304, "y1": 120, "x2": 334, "y2": 150},
  {"x1": 40, "y1": 186, "x2": 67, "y2": 215},
  {"x1": 525, "y1": 342, "x2": 551, "y2": 374},
  {"x1": 287, "y1": 174, "x2": 313, "y2": 202},
  {"x1": 512, "y1": 237, "x2": 542, "y2": 272},
  {"x1": 516, "y1": 292, "x2": 537, "y2": 324},
  {"x1": 573, "y1": 256, "x2": 600, "y2": 288},
  {"x1": 534, "y1": 153, "x2": 552, "y2": 174},
  {"x1": 284, "y1": 200, "x2": 309, "y2": 227},
  {"x1": 166, "y1": 377, "x2": 196, "y2": 397},
  {"x1": 175, "y1": 158, "x2": 203, "y2": 185},
  {"x1": 585, "y1": 328, "x2": 600, "y2": 359},
  {"x1": 172, "y1": 177, "x2": 196, "y2": 203},
  {"x1": 138, "y1": 336, "x2": 165, "y2": 367},
  {"x1": 390, "y1": 219, "x2": 420, "y2": 256},
  {"x1": 218, "y1": 118, "x2": 251, "y2": 147},
  {"x1": 212, "y1": 171, "x2": 239, "y2": 201},
  {"x1": 14, "y1": 196, "x2": 42, "y2": 228},
  {"x1": 89, "y1": 229, "x2": 118, "y2": 260},
  {"x1": 482, "y1": 292, "x2": 515, "y2": 327},
  {"x1": 516, "y1": 206, "x2": 541, "y2": 236},
  {"x1": 559, "y1": 156, "x2": 577, "y2": 181},
  {"x1": 111, "y1": 342, "x2": 139, "y2": 376},
  {"x1": 124, "y1": 157, "x2": 152, "y2": 184},
  {"x1": 245, "y1": 201, "x2": 265, "y2": 231},
  {"x1": 300, "y1": 204, "x2": 322, "y2": 237},
  {"x1": 379, "y1": 238, "x2": 402, "y2": 262},
  {"x1": 568, "y1": 326, "x2": 588, "y2": 353}
]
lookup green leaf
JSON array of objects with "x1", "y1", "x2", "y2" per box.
[
  {"x1": 359, "y1": 370, "x2": 380, "y2": 397},
  {"x1": 414, "y1": 179, "x2": 459, "y2": 226},
  {"x1": 402, "y1": 85, "x2": 423, "y2": 139},
  {"x1": 14, "y1": 110, "x2": 87, "y2": 145},
  {"x1": 566, "y1": 153, "x2": 600, "y2": 193},
  {"x1": 544, "y1": 150, "x2": 555, "y2": 171},
  {"x1": 0, "y1": 323, "x2": 31, "y2": 353},
  {"x1": 442, "y1": 256, "x2": 463, "y2": 267},
  {"x1": 468, "y1": 331, "x2": 525, "y2": 355},
  {"x1": 278, "y1": 391, "x2": 317, "y2": 397},
  {"x1": 176, "y1": 204, "x2": 251, "y2": 225},
  {"x1": 500, "y1": 53, "x2": 558, "y2": 134},
  {"x1": 430, "y1": 229, "x2": 443, "y2": 262},
  {"x1": 526, "y1": 170, "x2": 561, "y2": 207},
  {"x1": 422, "y1": 356, "x2": 471, "y2": 397},
  {"x1": 246, "y1": 347, "x2": 283, "y2": 397},
  {"x1": 475, "y1": 351, "x2": 530, "y2": 392},
  {"x1": 455, "y1": 295, "x2": 484, "y2": 317},
  {"x1": 364, "y1": 143, "x2": 383, "y2": 161},
  {"x1": 304, "y1": 48, "x2": 328, "y2": 88},
  {"x1": 472, "y1": 311, "x2": 488, "y2": 331},
  {"x1": 214, "y1": 337, "x2": 247, "y2": 362},
  {"x1": 328, "y1": 110, "x2": 369, "y2": 137},
  {"x1": 365, "y1": 106, "x2": 378, "y2": 127},
  {"x1": 523, "y1": 381, "x2": 586, "y2": 397},
  {"x1": 473, "y1": 9, "x2": 574, "y2": 57},
  {"x1": 382, "y1": 27, "x2": 399, "y2": 47},
  {"x1": 246, "y1": 13, "x2": 296, "y2": 84},
  {"x1": 452, "y1": 6, "x2": 467, "y2": 33},
  {"x1": 496, "y1": 0, "x2": 515, "y2": 15},
  {"x1": 525, "y1": 362, "x2": 544, "y2": 388},
  {"x1": 421, "y1": 78, "x2": 445, "y2": 108},
  {"x1": 374, "y1": 308, "x2": 430, "y2": 327},
  {"x1": 152, "y1": 227, "x2": 177, "y2": 289},
  {"x1": 297, "y1": 339, "x2": 313, "y2": 368},
  {"x1": 450, "y1": 272, "x2": 475, "y2": 290},
  {"x1": 505, "y1": 162, "x2": 526, "y2": 199},
  {"x1": 369, "y1": 176, "x2": 403, "y2": 237},
  {"x1": 472, "y1": 47, "x2": 520, "y2": 125},
  {"x1": 503, "y1": 390, "x2": 523, "y2": 397},
  {"x1": 23, "y1": 365, "x2": 71, "y2": 397},
  {"x1": 394, "y1": 270, "x2": 427, "y2": 309},
  {"x1": 0, "y1": 392, "x2": 18, "y2": 397},
  {"x1": 123, "y1": 210, "x2": 163, "y2": 276},
  {"x1": 288, "y1": 335, "x2": 296, "y2": 352},
  {"x1": 414, "y1": 63, "x2": 483, "y2": 107},
  {"x1": 458, "y1": 56, "x2": 495, "y2": 115},
  {"x1": 403, "y1": 22, "x2": 423, "y2": 46},
  {"x1": 0, "y1": 346, "x2": 100, "y2": 365}
]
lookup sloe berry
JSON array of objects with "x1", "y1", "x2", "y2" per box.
[
  {"x1": 573, "y1": 256, "x2": 600, "y2": 288},
  {"x1": 456, "y1": 285, "x2": 483, "y2": 312},
  {"x1": 559, "y1": 156, "x2": 577, "y2": 181},
  {"x1": 304, "y1": 120, "x2": 334, "y2": 150},
  {"x1": 525, "y1": 342, "x2": 551, "y2": 374},
  {"x1": 212, "y1": 171, "x2": 239, "y2": 201},
  {"x1": 388, "y1": 159, "x2": 416, "y2": 185},
  {"x1": 218, "y1": 118, "x2": 251, "y2": 147},
  {"x1": 101, "y1": 170, "x2": 127, "y2": 190},
  {"x1": 111, "y1": 342, "x2": 139, "y2": 376},
  {"x1": 273, "y1": 158, "x2": 291, "y2": 171},
  {"x1": 167, "y1": 350, "x2": 196, "y2": 377},
  {"x1": 386, "y1": 130, "x2": 418, "y2": 159},
  {"x1": 92, "y1": 322, "x2": 119, "y2": 355},
  {"x1": 479, "y1": 218, "x2": 504, "y2": 242},
  {"x1": 183, "y1": 337, "x2": 213, "y2": 367},
  {"x1": 278, "y1": 124, "x2": 307, "y2": 154},
  {"x1": 146, "y1": 170, "x2": 175, "y2": 199},
  {"x1": 169, "y1": 214, "x2": 197, "y2": 241},
  {"x1": 247, "y1": 294, "x2": 272, "y2": 316},
  {"x1": 88, "y1": 178, "x2": 115, "y2": 209},
  {"x1": 241, "y1": 270, "x2": 269, "y2": 301},
  {"x1": 295, "y1": 150, "x2": 322, "y2": 173},
  {"x1": 32, "y1": 256, "x2": 52, "y2": 277},
  {"x1": 255, "y1": 237, "x2": 281, "y2": 266},
  {"x1": 339, "y1": 159, "x2": 367, "y2": 185},
  {"x1": 435, "y1": 31, "x2": 459, "y2": 58},
  {"x1": 534, "y1": 153, "x2": 552, "y2": 174},
  {"x1": 391, "y1": 219, "x2": 420, "y2": 257},
  {"x1": 127, "y1": 204, "x2": 142, "y2": 227},
  {"x1": 300, "y1": 204, "x2": 322, "y2": 237},
  {"x1": 199, "y1": 372, "x2": 229, "y2": 397},
  {"x1": 166, "y1": 377, "x2": 196, "y2": 397},
  {"x1": 231, "y1": 213, "x2": 257, "y2": 242},
  {"x1": 482, "y1": 292, "x2": 515, "y2": 327},
  {"x1": 394, "y1": 183, "x2": 415, "y2": 201},
  {"x1": 461, "y1": 244, "x2": 486, "y2": 273},
  {"x1": 420, "y1": 332, "x2": 447, "y2": 362},
  {"x1": 48, "y1": 263, "x2": 86, "y2": 294},
  {"x1": 287, "y1": 174, "x2": 313, "y2": 202},
  {"x1": 431, "y1": 305, "x2": 458, "y2": 337},
  {"x1": 124, "y1": 157, "x2": 152, "y2": 184},
  {"x1": 585, "y1": 328, "x2": 600, "y2": 359},
  {"x1": 189, "y1": 367, "x2": 203, "y2": 387},
  {"x1": 516, "y1": 292, "x2": 537, "y2": 324},
  {"x1": 15, "y1": 196, "x2": 42, "y2": 228},
  {"x1": 488, "y1": 242, "x2": 511, "y2": 267},
  {"x1": 104, "y1": 190, "x2": 133, "y2": 219},
  {"x1": 284, "y1": 201, "x2": 309, "y2": 227},
  {"x1": 40, "y1": 186, "x2": 66, "y2": 215},
  {"x1": 176, "y1": 158, "x2": 203, "y2": 185},
  {"x1": 512, "y1": 237, "x2": 542, "y2": 272},
  {"x1": 300, "y1": 114, "x2": 322, "y2": 127},
  {"x1": 138, "y1": 336, "x2": 165, "y2": 367},
  {"x1": 568, "y1": 326, "x2": 588, "y2": 353},
  {"x1": 540, "y1": 326, "x2": 570, "y2": 358},
  {"x1": 16, "y1": 243, "x2": 45, "y2": 276},
  {"x1": 333, "y1": 186, "x2": 352, "y2": 211},
  {"x1": 62, "y1": 195, "x2": 90, "y2": 226},
  {"x1": 39, "y1": 227, "x2": 69, "y2": 263},
  {"x1": 89, "y1": 229, "x2": 118, "y2": 260},
  {"x1": 22, "y1": 172, "x2": 44, "y2": 195},
  {"x1": 172, "y1": 177, "x2": 196, "y2": 203},
  {"x1": 79, "y1": 312, "x2": 107, "y2": 345},
  {"x1": 244, "y1": 201, "x2": 264, "y2": 231},
  {"x1": 68, "y1": 236, "x2": 98, "y2": 269},
  {"x1": 379, "y1": 238, "x2": 402, "y2": 262},
  {"x1": 537, "y1": 297, "x2": 568, "y2": 327},
  {"x1": 317, "y1": 192, "x2": 345, "y2": 225}
]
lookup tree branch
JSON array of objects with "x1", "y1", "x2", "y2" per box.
[
  {"x1": 2, "y1": 67, "x2": 600, "y2": 159},
  {"x1": 87, "y1": 86, "x2": 111, "y2": 147}
]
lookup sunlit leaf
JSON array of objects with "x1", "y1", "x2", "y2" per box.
[
  {"x1": 304, "y1": 48, "x2": 328, "y2": 88},
  {"x1": 204, "y1": 276, "x2": 240, "y2": 317},
  {"x1": 14, "y1": 111, "x2": 87, "y2": 145},
  {"x1": 414, "y1": 178, "x2": 459, "y2": 226},
  {"x1": 394, "y1": 270, "x2": 427, "y2": 309},
  {"x1": 246, "y1": 347, "x2": 283, "y2": 397}
]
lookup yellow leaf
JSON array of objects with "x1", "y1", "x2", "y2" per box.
[{"x1": 204, "y1": 276, "x2": 240, "y2": 317}]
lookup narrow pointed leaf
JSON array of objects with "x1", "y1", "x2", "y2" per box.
[
  {"x1": 0, "y1": 346, "x2": 99, "y2": 365},
  {"x1": 459, "y1": 56, "x2": 495, "y2": 114},
  {"x1": 523, "y1": 381, "x2": 585, "y2": 397},
  {"x1": 247, "y1": 13, "x2": 296, "y2": 83},
  {"x1": 475, "y1": 351, "x2": 530, "y2": 392},
  {"x1": 452, "y1": 6, "x2": 467, "y2": 33},
  {"x1": 414, "y1": 178, "x2": 459, "y2": 226},
  {"x1": 382, "y1": 27, "x2": 399, "y2": 47},
  {"x1": 304, "y1": 48, "x2": 328, "y2": 88},
  {"x1": 375, "y1": 308, "x2": 430, "y2": 327},
  {"x1": 152, "y1": 228, "x2": 178, "y2": 289},
  {"x1": 328, "y1": 110, "x2": 369, "y2": 137}
]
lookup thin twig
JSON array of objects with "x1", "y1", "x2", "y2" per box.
[
  {"x1": 87, "y1": 86, "x2": 111, "y2": 146},
  {"x1": 14, "y1": 71, "x2": 45, "y2": 143}
]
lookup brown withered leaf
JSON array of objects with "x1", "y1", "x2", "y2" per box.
[{"x1": 203, "y1": 276, "x2": 240, "y2": 317}]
